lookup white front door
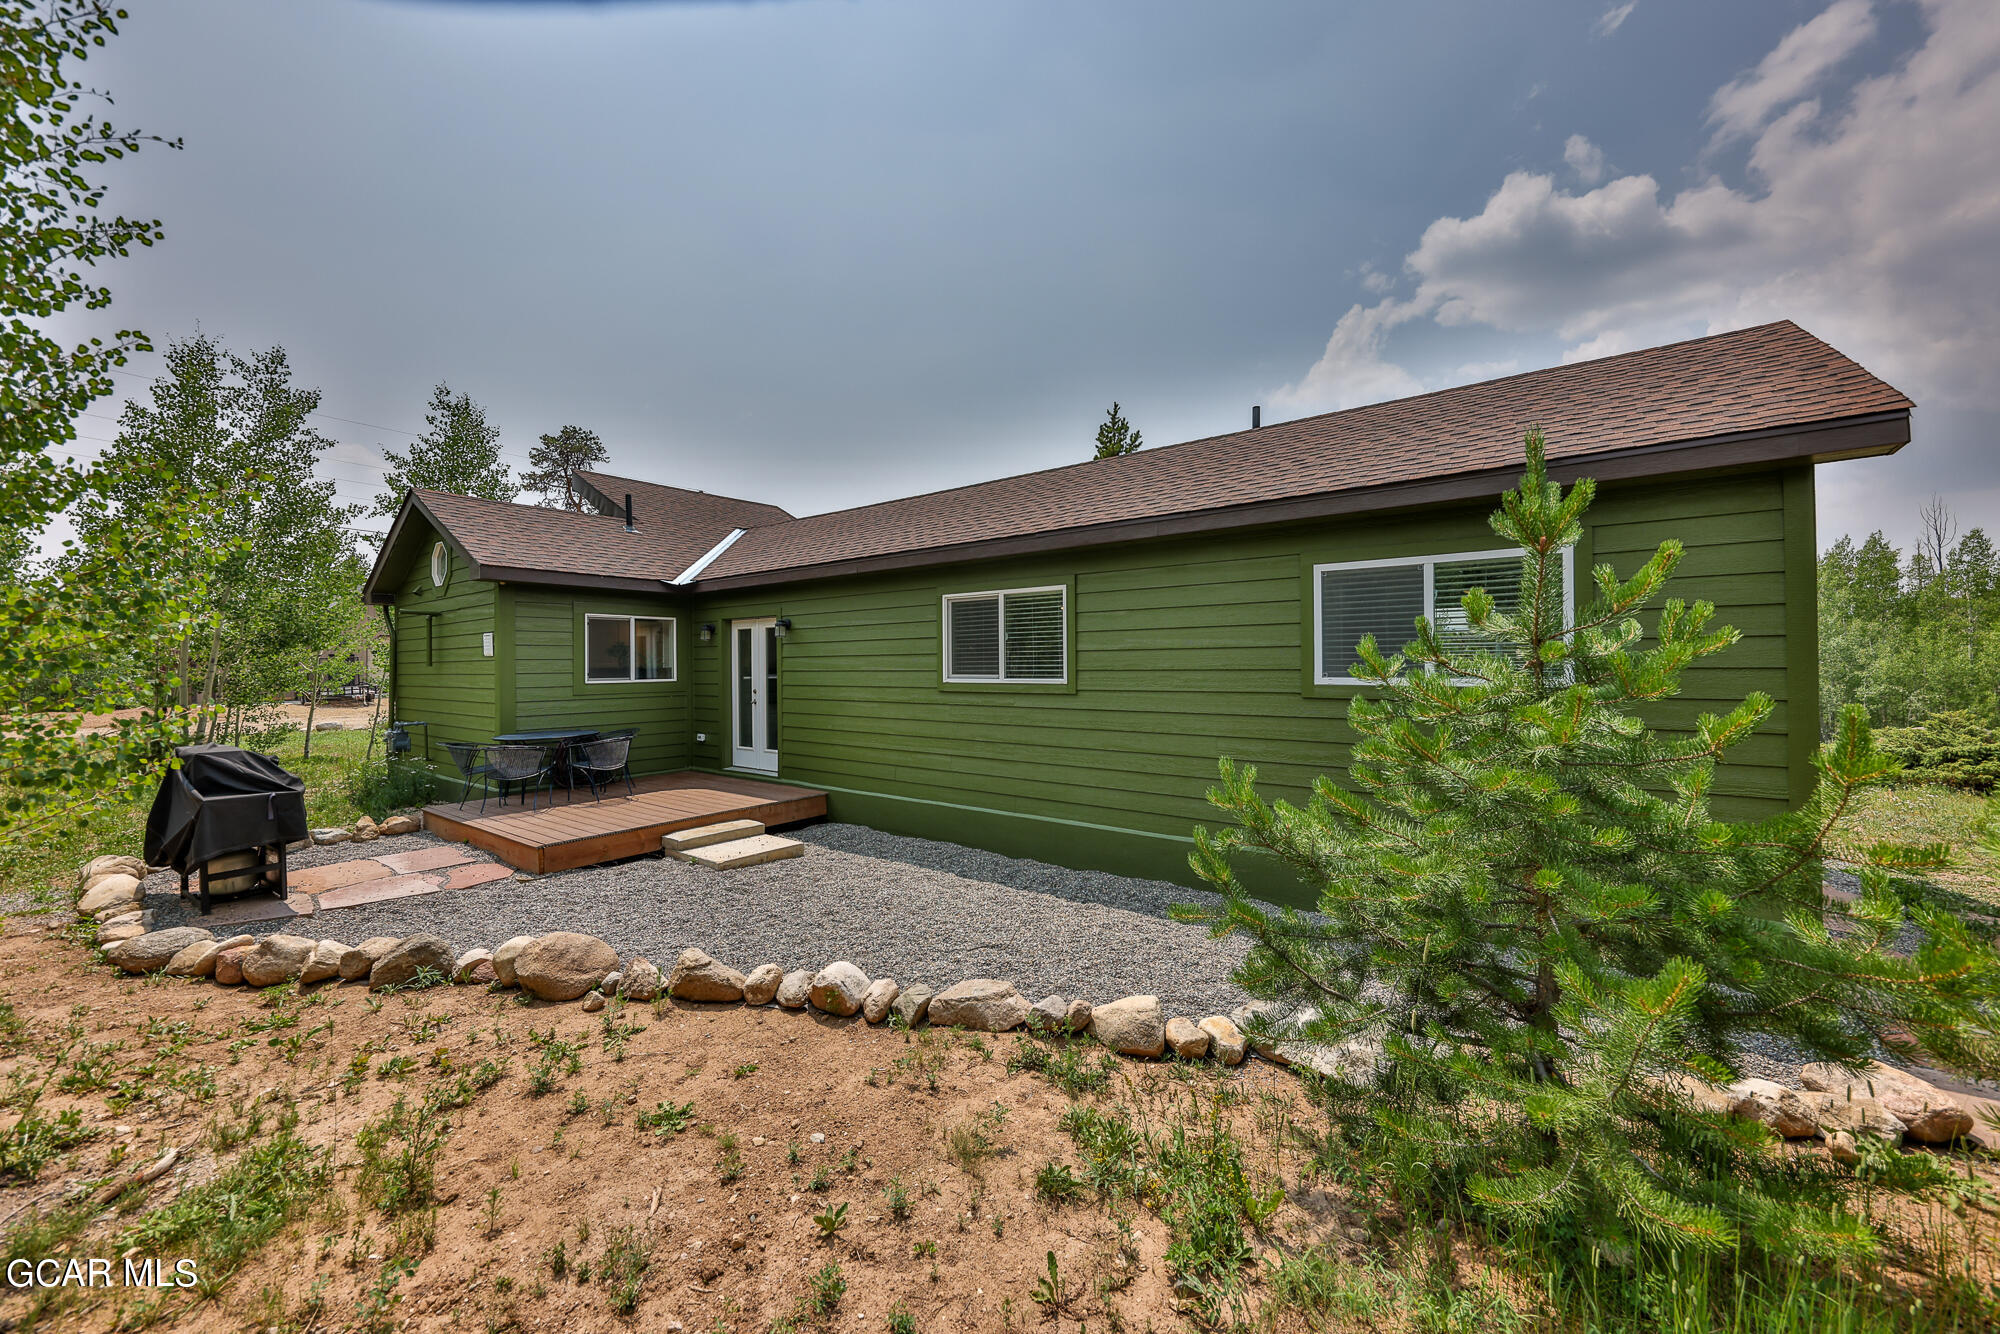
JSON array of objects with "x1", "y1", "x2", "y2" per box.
[{"x1": 731, "y1": 618, "x2": 779, "y2": 773}]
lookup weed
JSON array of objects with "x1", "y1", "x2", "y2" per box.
[
  {"x1": 943, "y1": 1101, "x2": 1009, "y2": 1173},
  {"x1": 1008, "y1": 1036, "x2": 1113, "y2": 1097},
  {"x1": 377, "y1": 1054, "x2": 414, "y2": 1080},
  {"x1": 355, "y1": 1087, "x2": 456, "y2": 1214},
  {"x1": 637, "y1": 1099, "x2": 695, "y2": 1138},
  {"x1": 525, "y1": 1027, "x2": 584, "y2": 1094},
  {"x1": 56, "y1": 1040, "x2": 119, "y2": 1093},
  {"x1": 912, "y1": 1240, "x2": 937, "y2": 1259},
  {"x1": 483, "y1": 1186, "x2": 504, "y2": 1238},
  {"x1": 1034, "y1": 1159, "x2": 1082, "y2": 1205},
  {"x1": 0, "y1": 1060, "x2": 98, "y2": 1182},
  {"x1": 544, "y1": 1237, "x2": 568, "y2": 1279},
  {"x1": 567, "y1": 1089, "x2": 590, "y2": 1118},
  {"x1": 814, "y1": 1201, "x2": 849, "y2": 1239},
  {"x1": 885, "y1": 1306, "x2": 915, "y2": 1334},
  {"x1": 599, "y1": 1224, "x2": 650, "y2": 1314},
  {"x1": 599, "y1": 1011, "x2": 643, "y2": 1061},
  {"x1": 355, "y1": 1257, "x2": 418, "y2": 1334},
  {"x1": 884, "y1": 1177, "x2": 912, "y2": 1221},
  {"x1": 809, "y1": 1259, "x2": 846, "y2": 1314},
  {"x1": 787, "y1": 1138, "x2": 802, "y2": 1165},
  {"x1": 341, "y1": 1051, "x2": 371, "y2": 1093},
  {"x1": 731, "y1": 1061, "x2": 759, "y2": 1079},
  {"x1": 1031, "y1": 1250, "x2": 1066, "y2": 1314},
  {"x1": 718, "y1": 1133, "x2": 744, "y2": 1183},
  {"x1": 809, "y1": 1164, "x2": 832, "y2": 1192}
]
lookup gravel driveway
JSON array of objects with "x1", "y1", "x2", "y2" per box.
[{"x1": 144, "y1": 823, "x2": 1254, "y2": 1018}]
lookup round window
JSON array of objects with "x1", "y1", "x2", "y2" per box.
[{"x1": 430, "y1": 541, "x2": 448, "y2": 587}]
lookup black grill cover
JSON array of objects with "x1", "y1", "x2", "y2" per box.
[{"x1": 143, "y1": 745, "x2": 309, "y2": 873}]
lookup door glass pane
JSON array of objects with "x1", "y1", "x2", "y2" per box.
[
  {"x1": 948, "y1": 597, "x2": 1000, "y2": 678},
  {"x1": 764, "y1": 627, "x2": 778, "y2": 753},
  {"x1": 587, "y1": 617, "x2": 632, "y2": 681},
  {"x1": 1320, "y1": 564, "x2": 1423, "y2": 677},
  {"x1": 736, "y1": 628, "x2": 753, "y2": 747},
  {"x1": 1432, "y1": 556, "x2": 1523, "y2": 656},
  {"x1": 1001, "y1": 590, "x2": 1064, "y2": 680},
  {"x1": 632, "y1": 617, "x2": 671, "y2": 680}
]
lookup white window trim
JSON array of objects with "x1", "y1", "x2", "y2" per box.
[
  {"x1": 1312, "y1": 546, "x2": 1573, "y2": 686},
  {"x1": 430, "y1": 541, "x2": 448, "y2": 587},
  {"x1": 584, "y1": 613, "x2": 677, "y2": 684},
  {"x1": 942, "y1": 585, "x2": 1068, "y2": 685}
]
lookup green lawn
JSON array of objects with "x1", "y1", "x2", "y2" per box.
[
  {"x1": 1834, "y1": 783, "x2": 2000, "y2": 907},
  {"x1": 0, "y1": 727, "x2": 390, "y2": 919}
]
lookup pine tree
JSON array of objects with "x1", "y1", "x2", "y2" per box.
[
  {"x1": 519, "y1": 424, "x2": 609, "y2": 510},
  {"x1": 1092, "y1": 402, "x2": 1143, "y2": 459},
  {"x1": 371, "y1": 383, "x2": 513, "y2": 514},
  {"x1": 1182, "y1": 430, "x2": 2000, "y2": 1262}
]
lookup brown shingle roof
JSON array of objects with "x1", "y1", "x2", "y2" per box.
[
  {"x1": 412, "y1": 479, "x2": 789, "y2": 586},
  {"x1": 699, "y1": 320, "x2": 1908, "y2": 582}
]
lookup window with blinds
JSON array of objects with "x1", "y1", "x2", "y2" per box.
[
  {"x1": 944, "y1": 586, "x2": 1067, "y2": 682},
  {"x1": 1314, "y1": 548, "x2": 1556, "y2": 683}
]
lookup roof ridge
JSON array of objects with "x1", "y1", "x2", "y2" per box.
[
  {"x1": 727, "y1": 320, "x2": 1828, "y2": 532},
  {"x1": 576, "y1": 468, "x2": 793, "y2": 518}
]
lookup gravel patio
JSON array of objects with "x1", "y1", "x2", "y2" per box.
[{"x1": 142, "y1": 823, "x2": 1255, "y2": 1018}]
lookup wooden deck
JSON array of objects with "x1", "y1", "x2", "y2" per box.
[{"x1": 421, "y1": 771, "x2": 827, "y2": 874}]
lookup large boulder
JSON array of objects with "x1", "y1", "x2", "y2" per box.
[
  {"x1": 104, "y1": 927, "x2": 214, "y2": 974},
  {"x1": 1091, "y1": 995, "x2": 1166, "y2": 1058},
  {"x1": 239, "y1": 934, "x2": 315, "y2": 987},
  {"x1": 669, "y1": 949, "x2": 747, "y2": 1003},
  {"x1": 808, "y1": 962, "x2": 870, "y2": 1017},
  {"x1": 97, "y1": 922, "x2": 147, "y2": 946},
  {"x1": 861, "y1": 978, "x2": 901, "y2": 1024},
  {"x1": 491, "y1": 935, "x2": 538, "y2": 988},
  {"x1": 164, "y1": 940, "x2": 223, "y2": 979},
  {"x1": 1726, "y1": 1078, "x2": 1821, "y2": 1139},
  {"x1": 776, "y1": 969, "x2": 813, "y2": 1009},
  {"x1": 1197, "y1": 1016, "x2": 1246, "y2": 1066},
  {"x1": 1798, "y1": 1090, "x2": 1906, "y2": 1141},
  {"x1": 380, "y1": 815, "x2": 420, "y2": 836},
  {"x1": 1800, "y1": 1061, "x2": 1973, "y2": 1143},
  {"x1": 78, "y1": 874, "x2": 143, "y2": 919},
  {"x1": 79, "y1": 855, "x2": 146, "y2": 889},
  {"x1": 353, "y1": 816, "x2": 380, "y2": 843},
  {"x1": 621, "y1": 957, "x2": 662, "y2": 1002},
  {"x1": 742, "y1": 963, "x2": 784, "y2": 1006},
  {"x1": 339, "y1": 939, "x2": 394, "y2": 982},
  {"x1": 1165, "y1": 1017, "x2": 1210, "y2": 1060},
  {"x1": 369, "y1": 934, "x2": 456, "y2": 991},
  {"x1": 213, "y1": 945, "x2": 253, "y2": 985},
  {"x1": 1064, "y1": 999, "x2": 1093, "y2": 1033},
  {"x1": 514, "y1": 932, "x2": 618, "y2": 1001},
  {"x1": 929, "y1": 979, "x2": 1031, "y2": 1033},
  {"x1": 892, "y1": 985, "x2": 933, "y2": 1027}
]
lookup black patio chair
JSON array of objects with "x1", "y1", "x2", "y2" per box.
[
  {"x1": 441, "y1": 741, "x2": 499, "y2": 813},
  {"x1": 486, "y1": 743, "x2": 558, "y2": 812},
  {"x1": 568, "y1": 735, "x2": 636, "y2": 802}
]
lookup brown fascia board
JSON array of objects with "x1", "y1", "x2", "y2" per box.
[
  {"x1": 471, "y1": 565, "x2": 679, "y2": 595},
  {"x1": 686, "y1": 409, "x2": 1909, "y2": 594},
  {"x1": 362, "y1": 491, "x2": 473, "y2": 605}
]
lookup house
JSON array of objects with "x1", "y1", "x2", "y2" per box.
[{"x1": 362, "y1": 320, "x2": 1911, "y2": 894}]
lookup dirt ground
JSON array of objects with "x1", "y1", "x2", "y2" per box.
[
  {"x1": 0, "y1": 925, "x2": 1335, "y2": 1334},
  {"x1": 68, "y1": 700, "x2": 381, "y2": 735}
]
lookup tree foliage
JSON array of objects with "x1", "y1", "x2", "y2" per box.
[
  {"x1": 1181, "y1": 431, "x2": 2000, "y2": 1263},
  {"x1": 71, "y1": 333, "x2": 369, "y2": 746},
  {"x1": 1819, "y1": 506, "x2": 2000, "y2": 736},
  {"x1": 0, "y1": 2, "x2": 223, "y2": 844},
  {"x1": 519, "y1": 423, "x2": 607, "y2": 510},
  {"x1": 370, "y1": 382, "x2": 512, "y2": 515},
  {"x1": 1092, "y1": 402, "x2": 1142, "y2": 459}
]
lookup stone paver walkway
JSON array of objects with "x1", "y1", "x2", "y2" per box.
[{"x1": 176, "y1": 844, "x2": 512, "y2": 926}]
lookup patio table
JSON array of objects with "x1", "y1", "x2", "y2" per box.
[{"x1": 491, "y1": 729, "x2": 599, "y2": 796}]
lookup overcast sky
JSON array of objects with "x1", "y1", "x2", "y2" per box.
[{"x1": 47, "y1": 0, "x2": 2000, "y2": 554}]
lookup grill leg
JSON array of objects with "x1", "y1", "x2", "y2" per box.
[{"x1": 197, "y1": 865, "x2": 212, "y2": 916}]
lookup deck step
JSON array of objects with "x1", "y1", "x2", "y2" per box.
[
  {"x1": 663, "y1": 819, "x2": 767, "y2": 856},
  {"x1": 678, "y1": 834, "x2": 804, "y2": 870}
]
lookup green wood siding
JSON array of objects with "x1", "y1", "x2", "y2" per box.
[
  {"x1": 509, "y1": 588, "x2": 692, "y2": 776},
  {"x1": 684, "y1": 466, "x2": 1814, "y2": 895},
  {"x1": 387, "y1": 522, "x2": 499, "y2": 767}
]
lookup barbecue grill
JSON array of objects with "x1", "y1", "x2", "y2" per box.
[{"x1": 142, "y1": 744, "x2": 309, "y2": 914}]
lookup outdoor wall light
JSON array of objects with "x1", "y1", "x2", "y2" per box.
[
  {"x1": 699, "y1": 623, "x2": 715, "y2": 643},
  {"x1": 774, "y1": 618, "x2": 792, "y2": 638}
]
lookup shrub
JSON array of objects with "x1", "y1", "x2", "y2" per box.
[
  {"x1": 343, "y1": 757, "x2": 444, "y2": 820},
  {"x1": 1875, "y1": 709, "x2": 2000, "y2": 790}
]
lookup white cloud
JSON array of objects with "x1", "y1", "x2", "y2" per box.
[
  {"x1": 1706, "y1": 0, "x2": 1876, "y2": 146},
  {"x1": 1281, "y1": 0, "x2": 2000, "y2": 445},
  {"x1": 1563, "y1": 133, "x2": 1607, "y2": 184},
  {"x1": 1595, "y1": 3, "x2": 1639, "y2": 38}
]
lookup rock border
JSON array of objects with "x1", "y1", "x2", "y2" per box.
[{"x1": 72, "y1": 857, "x2": 2000, "y2": 1157}]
